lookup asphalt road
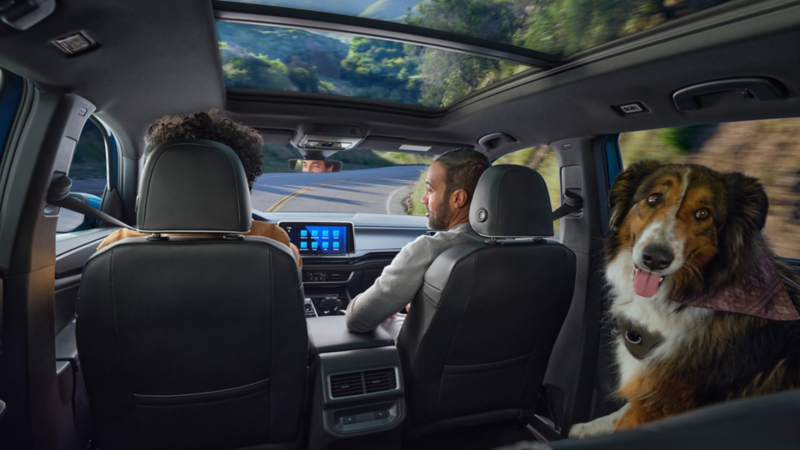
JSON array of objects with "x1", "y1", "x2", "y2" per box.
[
  {"x1": 58, "y1": 165, "x2": 426, "y2": 232},
  {"x1": 251, "y1": 165, "x2": 427, "y2": 214}
]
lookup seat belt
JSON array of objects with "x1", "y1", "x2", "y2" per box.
[
  {"x1": 552, "y1": 189, "x2": 583, "y2": 221},
  {"x1": 47, "y1": 173, "x2": 135, "y2": 230}
]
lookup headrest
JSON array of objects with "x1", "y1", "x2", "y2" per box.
[
  {"x1": 469, "y1": 165, "x2": 553, "y2": 238},
  {"x1": 137, "y1": 139, "x2": 252, "y2": 233}
]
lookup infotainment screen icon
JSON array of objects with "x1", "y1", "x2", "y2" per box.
[{"x1": 278, "y1": 222, "x2": 355, "y2": 256}]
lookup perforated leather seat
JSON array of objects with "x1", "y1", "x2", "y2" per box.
[
  {"x1": 396, "y1": 164, "x2": 576, "y2": 437},
  {"x1": 76, "y1": 140, "x2": 308, "y2": 450}
]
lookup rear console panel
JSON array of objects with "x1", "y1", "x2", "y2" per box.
[{"x1": 307, "y1": 317, "x2": 405, "y2": 450}]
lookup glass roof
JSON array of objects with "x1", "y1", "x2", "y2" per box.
[
  {"x1": 217, "y1": 21, "x2": 531, "y2": 108},
  {"x1": 226, "y1": 0, "x2": 733, "y2": 57}
]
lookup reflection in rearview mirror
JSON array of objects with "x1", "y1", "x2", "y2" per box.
[{"x1": 287, "y1": 159, "x2": 342, "y2": 173}]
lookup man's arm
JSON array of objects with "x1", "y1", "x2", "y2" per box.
[
  {"x1": 346, "y1": 236, "x2": 436, "y2": 333},
  {"x1": 97, "y1": 228, "x2": 148, "y2": 250}
]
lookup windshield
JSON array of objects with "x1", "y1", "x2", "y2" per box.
[{"x1": 251, "y1": 145, "x2": 562, "y2": 224}]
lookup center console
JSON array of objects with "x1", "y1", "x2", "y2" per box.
[
  {"x1": 281, "y1": 220, "x2": 408, "y2": 448},
  {"x1": 306, "y1": 316, "x2": 405, "y2": 450}
]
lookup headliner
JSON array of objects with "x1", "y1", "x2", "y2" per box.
[{"x1": 0, "y1": 0, "x2": 799, "y2": 159}]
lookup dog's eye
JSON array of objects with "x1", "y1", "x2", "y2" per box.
[
  {"x1": 696, "y1": 209, "x2": 710, "y2": 221},
  {"x1": 647, "y1": 194, "x2": 662, "y2": 206}
]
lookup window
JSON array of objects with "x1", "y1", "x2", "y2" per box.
[
  {"x1": 620, "y1": 119, "x2": 800, "y2": 259},
  {"x1": 56, "y1": 119, "x2": 108, "y2": 233},
  {"x1": 252, "y1": 145, "x2": 560, "y2": 226},
  {"x1": 224, "y1": 0, "x2": 733, "y2": 57},
  {"x1": 217, "y1": 22, "x2": 530, "y2": 108}
]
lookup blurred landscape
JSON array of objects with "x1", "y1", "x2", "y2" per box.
[
  {"x1": 220, "y1": 0, "x2": 730, "y2": 108},
  {"x1": 620, "y1": 119, "x2": 800, "y2": 260}
]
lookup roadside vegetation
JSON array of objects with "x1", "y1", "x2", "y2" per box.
[{"x1": 218, "y1": 0, "x2": 729, "y2": 108}]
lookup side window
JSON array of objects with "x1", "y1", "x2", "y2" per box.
[
  {"x1": 56, "y1": 119, "x2": 108, "y2": 233},
  {"x1": 620, "y1": 119, "x2": 800, "y2": 259}
]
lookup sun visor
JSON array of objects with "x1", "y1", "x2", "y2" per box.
[
  {"x1": 358, "y1": 137, "x2": 471, "y2": 154},
  {"x1": 256, "y1": 128, "x2": 294, "y2": 145}
]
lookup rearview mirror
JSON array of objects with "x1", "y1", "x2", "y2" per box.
[{"x1": 288, "y1": 159, "x2": 342, "y2": 173}]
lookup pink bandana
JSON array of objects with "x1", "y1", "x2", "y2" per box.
[{"x1": 674, "y1": 250, "x2": 800, "y2": 321}]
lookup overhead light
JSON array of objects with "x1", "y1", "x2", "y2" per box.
[
  {"x1": 52, "y1": 31, "x2": 96, "y2": 55},
  {"x1": 299, "y1": 124, "x2": 363, "y2": 150},
  {"x1": 303, "y1": 140, "x2": 353, "y2": 150}
]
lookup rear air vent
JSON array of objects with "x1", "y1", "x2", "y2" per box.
[
  {"x1": 330, "y1": 373, "x2": 364, "y2": 398},
  {"x1": 329, "y1": 368, "x2": 398, "y2": 398},
  {"x1": 364, "y1": 369, "x2": 397, "y2": 393}
]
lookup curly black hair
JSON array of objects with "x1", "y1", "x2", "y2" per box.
[{"x1": 145, "y1": 110, "x2": 264, "y2": 189}]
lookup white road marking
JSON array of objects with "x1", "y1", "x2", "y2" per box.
[{"x1": 385, "y1": 185, "x2": 412, "y2": 215}]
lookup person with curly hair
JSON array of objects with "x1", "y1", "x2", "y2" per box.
[{"x1": 96, "y1": 110, "x2": 302, "y2": 267}]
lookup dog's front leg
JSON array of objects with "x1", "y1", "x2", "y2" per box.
[
  {"x1": 568, "y1": 404, "x2": 629, "y2": 439},
  {"x1": 612, "y1": 400, "x2": 669, "y2": 432}
]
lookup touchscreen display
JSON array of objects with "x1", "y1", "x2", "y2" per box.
[{"x1": 280, "y1": 223, "x2": 351, "y2": 255}]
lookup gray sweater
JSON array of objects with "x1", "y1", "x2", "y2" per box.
[{"x1": 346, "y1": 222, "x2": 483, "y2": 333}]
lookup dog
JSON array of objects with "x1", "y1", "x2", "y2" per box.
[{"x1": 570, "y1": 161, "x2": 800, "y2": 438}]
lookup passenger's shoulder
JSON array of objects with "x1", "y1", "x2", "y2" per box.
[
  {"x1": 97, "y1": 228, "x2": 147, "y2": 250},
  {"x1": 249, "y1": 220, "x2": 290, "y2": 244}
]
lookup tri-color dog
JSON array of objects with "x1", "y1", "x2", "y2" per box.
[{"x1": 570, "y1": 161, "x2": 800, "y2": 438}]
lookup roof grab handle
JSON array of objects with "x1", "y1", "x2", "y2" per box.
[
  {"x1": 672, "y1": 77, "x2": 786, "y2": 112},
  {"x1": 478, "y1": 132, "x2": 517, "y2": 151}
]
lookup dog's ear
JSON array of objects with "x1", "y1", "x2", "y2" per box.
[
  {"x1": 608, "y1": 160, "x2": 662, "y2": 229},
  {"x1": 723, "y1": 172, "x2": 769, "y2": 233},
  {"x1": 707, "y1": 172, "x2": 769, "y2": 289}
]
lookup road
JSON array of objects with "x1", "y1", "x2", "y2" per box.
[
  {"x1": 251, "y1": 165, "x2": 426, "y2": 214},
  {"x1": 59, "y1": 165, "x2": 426, "y2": 232}
]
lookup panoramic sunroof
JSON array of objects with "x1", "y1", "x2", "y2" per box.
[
  {"x1": 216, "y1": 21, "x2": 531, "y2": 108},
  {"x1": 225, "y1": 0, "x2": 733, "y2": 57}
]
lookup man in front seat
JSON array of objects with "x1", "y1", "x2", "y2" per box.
[
  {"x1": 97, "y1": 110, "x2": 302, "y2": 267},
  {"x1": 346, "y1": 148, "x2": 490, "y2": 337}
]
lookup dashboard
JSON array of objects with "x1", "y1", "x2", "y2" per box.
[{"x1": 257, "y1": 212, "x2": 430, "y2": 316}]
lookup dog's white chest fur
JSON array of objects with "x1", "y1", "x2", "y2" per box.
[{"x1": 606, "y1": 251, "x2": 713, "y2": 388}]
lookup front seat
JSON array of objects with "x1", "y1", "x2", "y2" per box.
[
  {"x1": 76, "y1": 140, "x2": 308, "y2": 450},
  {"x1": 397, "y1": 164, "x2": 576, "y2": 437}
]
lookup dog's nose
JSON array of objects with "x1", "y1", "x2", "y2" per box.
[{"x1": 642, "y1": 245, "x2": 674, "y2": 271}]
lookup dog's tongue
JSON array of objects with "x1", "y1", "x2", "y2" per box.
[{"x1": 634, "y1": 268, "x2": 660, "y2": 297}]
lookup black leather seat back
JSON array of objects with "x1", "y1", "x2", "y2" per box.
[
  {"x1": 397, "y1": 165, "x2": 576, "y2": 434},
  {"x1": 76, "y1": 140, "x2": 307, "y2": 450}
]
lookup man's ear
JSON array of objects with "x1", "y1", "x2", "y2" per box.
[
  {"x1": 608, "y1": 159, "x2": 662, "y2": 229},
  {"x1": 449, "y1": 189, "x2": 469, "y2": 210}
]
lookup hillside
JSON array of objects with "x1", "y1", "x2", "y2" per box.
[{"x1": 218, "y1": 0, "x2": 731, "y2": 108}]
